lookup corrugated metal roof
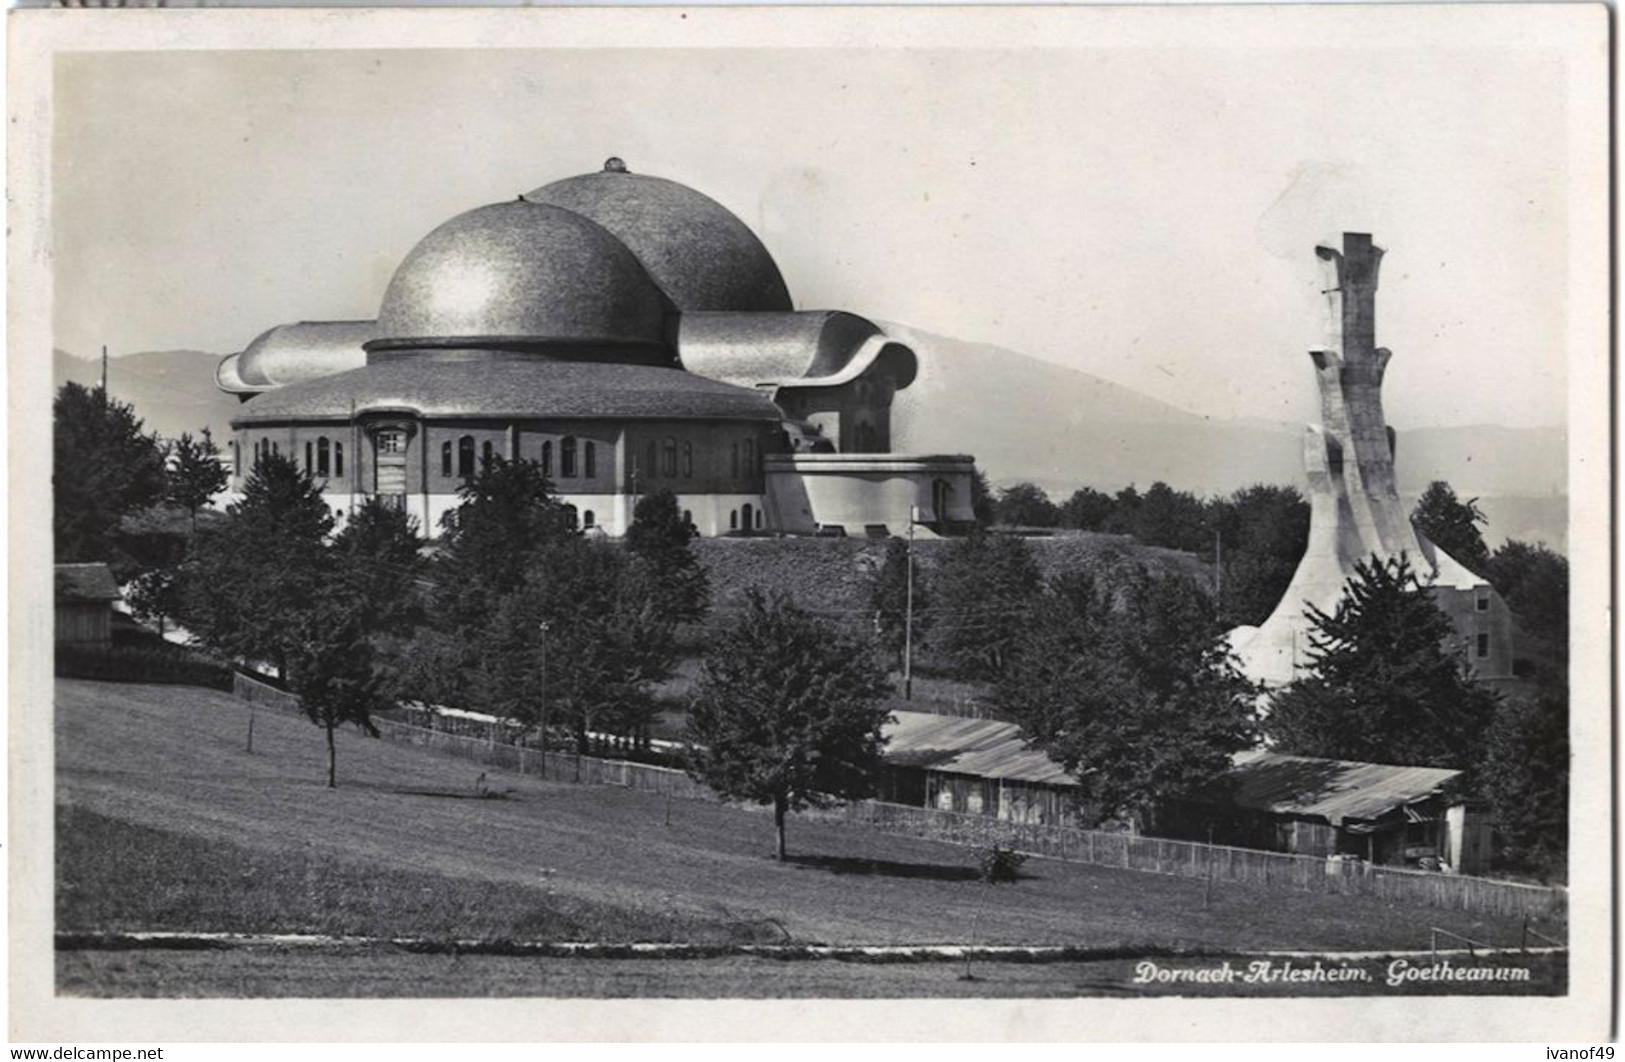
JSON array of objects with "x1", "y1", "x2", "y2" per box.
[
  {"x1": 882, "y1": 710, "x2": 1075, "y2": 787},
  {"x1": 55, "y1": 563, "x2": 120, "y2": 602},
  {"x1": 1221, "y1": 750, "x2": 1462, "y2": 826}
]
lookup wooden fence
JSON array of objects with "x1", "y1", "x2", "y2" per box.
[{"x1": 230, "y1": 672, "x2": 1568, "y2": 923}]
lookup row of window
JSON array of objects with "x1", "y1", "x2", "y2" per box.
[{"x1": 234, "y1": 438, "x2": 348, "y2": 479}]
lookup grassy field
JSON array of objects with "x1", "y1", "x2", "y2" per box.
[{"x1": 55, "y1": 679, "x2": 1562, "y2": 997}]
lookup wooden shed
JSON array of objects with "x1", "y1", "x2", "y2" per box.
[
  {"x1": 55, "y1": 563, "x2": 121, "y2": 649},
  {"x1": 1160, "y1": 750, "x2": 1492, "y2": 874},
  {"x1": 879, "y1": 710, "x2": 1083, "y2": 827}
]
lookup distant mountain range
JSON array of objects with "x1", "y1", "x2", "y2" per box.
[
  {"x1": 53, "y1": 335, "x2": 1569, "y2": 550},
  {"x1": 54, "y1": 348, "x2": 244, "y2": 443}
]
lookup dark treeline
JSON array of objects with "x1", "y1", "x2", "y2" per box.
[{"x1": 988, "y1": 478, "x2": 1310, "y2": 628}]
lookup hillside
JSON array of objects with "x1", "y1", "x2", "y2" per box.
[
  {"x1": 53, "y1": 347, "x2": 243, "y2": 441},
  {"x1": 694, "y1": 532, "x2": 1213, "y2": 630},
  {"x1": 55, "y1": 678, "x2": 1554, "y2": 998}
]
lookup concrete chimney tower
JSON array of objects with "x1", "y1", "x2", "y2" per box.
[{"x1": 1229, "y1": 233, "x2": 1513, "y2": 688}]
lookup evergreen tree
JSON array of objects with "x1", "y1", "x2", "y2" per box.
[
  {"x1": 684, "y1": 591, "x2": 892, "y2": 860},
  {"x1": 53, "y1": 382, "x2": 168, "y2": 565},
  {"x1": 1265, "y1": 554, "x2": 1501, "y2": 769},
  {"x1": 1060, "y1": 486, "x2": 1115, "y2": 531},
  {"x1": 181, "y1": 452, "x2": 334, "y2": 680},
  {"x1": 332, "y1": 497, "x2": 425, "y2": 637},
  {"x1": 625, "y1": 488, "x2": 710, "y2": 624},
  {"x1": 1412, "y1": 480, "x2": 1490, "y2": 575},
  {"x1": 929, "y1": 531, "x2": 1042, "y2": 681},
  {"x1": 994, "y1": 482, "x2": 1061, "y2": 528},
  {"x1": 867, "y1": 536, "x2": 929, "y2": 671},
  {"x1": 165, "y1": 428, "x2": 229, "y2": 532},
  {"x1": 997, "y1": 569, "x2": 1257, "y2": 827}
]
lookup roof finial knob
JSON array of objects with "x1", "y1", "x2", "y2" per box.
[{"x1": 603, "y1": 157, "x2": 629, "y2": 174}]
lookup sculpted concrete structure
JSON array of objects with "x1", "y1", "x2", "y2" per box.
[
  {"x1": 1229, "y1": 233, "x2": 1514, "y2": 688},
  {"x1": 215, "y1": 159, "x2": 977, "y2": 538}
]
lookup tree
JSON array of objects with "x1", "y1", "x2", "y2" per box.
[
  {"x1": 53, "y1": 382, "x2": 168, "y2": 565},
  {"x1": 125, "y1": 565, "x2": 186, "y2": 638},
  {"x1": 1265, "y1": 554, "x2": 1501, "y2": 769},
  {"x1": 868, "y1": 535, "x2": 929, "y2": 671},
  {"x1": 997, "y1": 569, "x2": 1257, "y2": 828},
  {"x1": 289, "y1": 582, "x2": 390, "y2": 788},
  {"x1": 181, "y1": 452, "x2": 334, "y2": 680},
  {"x1": 625, "y1": 488, "x2": 710, "y2": 624},
  {"x1": 165, "y1": 429, "x2": 229, "y2": 532},
  {"x1": 1477, "y1": 686, "x2": 1568, "y2": 880},
  {"x1": 1412, "y1": 480, "x2": 1490, "y2": 575},
  {"x1": 332, "y1": 497, "x2": 425, "y2": 636},
  {"x1": 1206, "y1": 484, "x2": 1310, "y2": 627},
  {"x1": 432, "y1": 454, "x2": 574, "y2": 633},
  {"x1": 1130, "y1": 481, "x2": 1209, "y2": 552},
  {"x1": 929, "y1": 531, "x2": 1042, "y2": 681},
  {"x1": 1485, "y1": 539, "x2": 1569, "y2": 672},
  {"x1": 968, "y1": 467, "x2": 997, "y2": 528},
  {"x1": 1060, "y1": 486, "x2": 1115, "y2": 532},
  {"x1": 684, "y1": 591, "x2": 892, "y2": 860},
  {"x1": 994, "y1": 482, "x2": 1060, "y2": 528}
]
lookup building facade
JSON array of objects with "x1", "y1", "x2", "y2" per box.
[{"x1": 216, "y1": 160, "x2": 977, "y2": 539}]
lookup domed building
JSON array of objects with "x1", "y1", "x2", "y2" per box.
[{"x1": 216, "y1": 159, "x2": 977, "y2": 538}]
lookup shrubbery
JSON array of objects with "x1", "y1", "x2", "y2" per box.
[
  {"x1": 56, "y1": 645, "x2": 233, "y2": 690},
  {"x1": 976, "y1": 843, "x2": 1028, "y2": 884}
]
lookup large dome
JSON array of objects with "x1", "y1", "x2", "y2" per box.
[
  {"x1": 375, "y1": 199, "x2": 667, "y2": 349},
  {"x1": 528, "y1": 160, "x2": 793, "y2": 313}
]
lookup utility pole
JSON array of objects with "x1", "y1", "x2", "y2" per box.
[
  {"x1": 99, "y1": 345, "x2": 108, "y2": 399},
  {"x1": 538, "y1": 620, "x2": 552, "y2": 778},
  {"x1": 1214, "y1": 528, "x2": 1223, "y2": 615},
  {"x1": 903, "y1": 507, "x2": 916, "y2": 701}
]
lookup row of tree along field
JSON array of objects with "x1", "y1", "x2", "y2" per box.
[{"x1": 54, "y1": 382, "x2": 1568, "y2": 880}]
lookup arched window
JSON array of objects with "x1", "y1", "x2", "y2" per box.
[
  {"x1": 683, "y1": 441, "x2": 694, "y2": 478},
  {"x1": 645, "y1": 441, "x2": 658, "y2": 479},
  {"x1": 231, "y1": 440, "x2": 240, "y2": 473},
  {"x1": 318, "y1": 437, "x2": 331, "y2": 477},
  {"x1": 458, "y1": 436, "x2": 475, "y2": 477},
  {"x1": 563, "y1": 504, "x2": 579, "y2": 531},
  {"x1": 743, "y1": 439, "x2": 755, "y2": 478},
  {"x1": 541, "y1": 440, "x2": 552, "y2": 477},
  {"x1": 334, "y1": 442, "x2": 344, "y2": 478},
  {"x1": 682, "y1": 509, "x2": 692, "y2": 527},
  {"x1": 305, "y1": 441, "x2": 314, "y2": 472},
  {"x1": 741, "y1": 502, "x2": 754, "y2": 532},
  {"x1": 441, "y1": 441, "x2": 453, "y2": 478},
  {"x1": 561, "y1": 436, "x2": 578, "y2": 477},
  {"x1": 481, "y1": 440, "x2": 494, "y2": 470},
  {"x1": 729, "y1": 510, "x2": 738, "y2": 530},
  {"x1": 756, "y1": 508, "x2": 764, "y2": 530},
  {"x1": 584, "y1": 441, "x2": 596, "y2": 479},
  {"x1": 583, "y1": 510, "x2": 596, "y2": 530},
  {"x1": 663, "y1": 437, "x2": 678, "y2": 477}
]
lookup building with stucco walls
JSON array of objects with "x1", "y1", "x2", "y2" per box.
[{"x1": 215, "y1": 159, "x2": 976, "y2": 539}]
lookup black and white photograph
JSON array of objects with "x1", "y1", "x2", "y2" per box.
[{"x1": 9, "y1": 2, "x2": 1611, "y2": 1043}]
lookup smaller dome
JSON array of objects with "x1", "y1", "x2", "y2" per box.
[
  {"x1": 375, "y1": 200, "x2": 667, "y2": 349},
  {"x1": 528, "y1": 166, "x2": 793, "y2": 313}
]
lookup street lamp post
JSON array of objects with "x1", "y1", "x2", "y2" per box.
[{"x1": 903, "y1": 511, "x2": 915, "y2": 701}]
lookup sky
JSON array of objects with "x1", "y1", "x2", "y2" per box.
[{"x1": 52, "y1": 40, "x2": 1578, "y2": 429}]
